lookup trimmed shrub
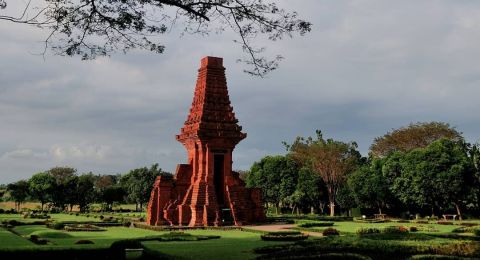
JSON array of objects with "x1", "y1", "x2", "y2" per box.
[
  {"x1": 459, "y1": 222, "x2": 478, "y2": 227},
  {"x1": 122, "y1": 220, "x2": 132, "y2": 227},
  {"x1": 298, "y1": 221, "x2": 334, "y2": 228},
  {"x1": 31, "y1": 231, "x2": 73, "y2": 239},
  {"x1": 414, "y1": 220, "x2": 429, "y2": 224},
  {"x1": 322, "y1": 228, "x2": 340, "y2": 236},
  {"x1": 356, "y1": 227, "x2": 380, "y2": 235},
  {"x1": 51, "y1": 222, "x2": 66, "y2": 230},
  {"x1": 64, "y1": 224, "x2": 105, "y2": 232},
  {"x1": 437, "y1": 221, "x2": 454, "y2": 225},
  {"x1": 75, "y1": 240, "x2": 95, "y2": 245},
  {"x1": 409, "y1": 255, "x2": 471, "y2": 260},
  {"x1": 473, "y1": 228, "x2": 480, "y2": 236},
  {"x1": 382, "y1": 226, "x2": 409, "y2": 234},
  {"x1": 409, "y1": 226, "x2": 418, "y2": 232},
  {"x1": 261, "y1": 231, "x2": 308, "y2": 241}
]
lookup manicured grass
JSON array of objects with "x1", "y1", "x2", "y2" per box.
[
  {"x1": 294, "y1": 220, "x2": 472, "y2": 234},
  {"x1": 142, "y1": 229, "x2": 291, "y2": 260},
  {"x1": 0, "y1": 213, "x2": 95, "y2": 223},
  {"x1": 12, "y1": 225, "x2": 163, "y2": 247},
  {"x1": 0, "y1": 228, "x2": 36, "y2": 247}
]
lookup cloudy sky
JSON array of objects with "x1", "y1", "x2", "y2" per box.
[{"x1": 1, "y1": 0, "x2": 480, "y2": 183}]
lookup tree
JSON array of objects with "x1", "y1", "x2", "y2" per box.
[
  {"x1": 347, "y1": 159, "x2": 393, "y2": 214},
  {"x1": 47, "y1": 167, "x2": 77, "y2": 210},
  {"x1": 28, "y1": 172, "x2": 56, "y2": 211},
  {"x1": 246, "y1": 155, "x2": 299, "y2": 214},
  {"x1": 0, "y1": 0, "x2": 311, "y2": 76},
  {"x1": 293, "y1": 167, "x2": 325, "y2": 214},
  {"x1": 7, "y1": 180, "x2": 29, "y2": 211},
  {"x1": 94, "y1": 174, "x2": 125, "y2": 211},
  {"x1": 76, "y1": 173, "x2": 96, "y2": 213},
  {"x1": 286, "y1": 130, "x2": 361, "y2": 216},
  {"x1": 387, "y1": 138, "x2": 474, "y2": 218},
  {"x1": 121, "y1": 163, "x2": 170, "y2": 211},
  {"x1": 370, "y1": 122, "x2": 463, "y2": 158}
]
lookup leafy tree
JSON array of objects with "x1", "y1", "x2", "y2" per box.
[
  {"x1": 286, "y1": 130, "x2": 361, "y2": 216},
  {"x1": 246, "y1": 155, "x2": 299, "y2": 214},
  {"x1": 370, "y1": 122, "x2": 462, "y2": 158},
  {"x1": 291, "y1": 167, "x2": 325, "y2": 214},
  {"x1": 76, "y1": 173, "x2": 96, "y2": 213},
  {"x1": 388, "y1": 138, "x2": 474, "y2": 218},
  {"x1": 47, "y1": 167, "x2": 77, "y2": 210},
  {"x1": 94, "y1": 174, "x2": 125, "y2": 211},
  {"x1": 28, "y1": 172, "x2": 56, "y2": 211},
  {"x1": 6, "y1": 180, "x2": 29, "y2": 211},
  {"x1": 0, "y1": 0, "x2": 311, "y2": 76},
  {"x1": 121, "y1": 163, "x2": 170, "y2": 211},
  {"x1": 347, "y1": 159, "x2": 393, "y2": 214}
]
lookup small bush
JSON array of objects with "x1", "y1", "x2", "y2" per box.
[
  {"x1": 52, "y1": 222, "x2": 66, "y2": 230},
  {"x1": 322, "y1": 228, "x2": 340, "y2": 236},
  {"x1": 356, "y1": 227, "x2": 380, "y2": 235},
  {"x1": 30, "y1": 231, "x2": 72, "y2": 238},
  {"x1": 460, "y1": 222, "x2": 478, "y2": 227},
  {"x1": 261, "y1": 231, "x2": 308, "y2": 241},
  {"x1": 64, "y1": 224, "x2": 105, "y2": 232},
  {"x1": 409, "y1": 255, "x2": 471, "y2": 260},
  {"x1": 75, "y1": 240, "x2": 94, "y2": 245},
  {"x1": 8, "y1": 220, "x2": 20, "y2": 226},
  {"x1": 298, "y1": 221, "x2": 334, "y2": 228},
  {"x1": 99, "y1": 215, "x2": 104, "y2": 220},
  {"x1": 409, "y1": 226, "x2": 418, "y2": 232},
  {"x1": 437, "y1": 221, "x2": 454, "y2": 225},
  {"x1": 414, "y1": 220, "x2": 429, "y2": 224},
  {"x1": 122, "y1": 220, "x2": 132, "y2": 227},
  {"x1": 382, "y1": 226, "x2": 409, "y2": 234},
  {"x1": 473, "y1": 228, "x2": 480, "y2": 236}
]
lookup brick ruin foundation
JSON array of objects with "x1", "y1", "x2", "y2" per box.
[{"x1": 146, "y1": 56, "x2": 266, "y2": 226}]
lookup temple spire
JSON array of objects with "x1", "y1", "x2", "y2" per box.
[{"x1": 176, "y1": 56, "x2": 246, "y2": 145}]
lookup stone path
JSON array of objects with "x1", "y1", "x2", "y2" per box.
[{"x1": 244, "y1": 224, "x2": 324, "y2": 237}]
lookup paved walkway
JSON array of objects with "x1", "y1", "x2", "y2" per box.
[{"x1": 244, "y1": 224, "x2": 324, "y2": 237}]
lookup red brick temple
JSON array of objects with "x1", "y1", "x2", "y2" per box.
[{"x1": 146, "y1": 56, "x2": 266, "y2": 226}]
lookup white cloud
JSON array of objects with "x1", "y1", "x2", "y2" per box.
[{"x1": 1, "y1": 0, "x2": 480, "y2": 183}]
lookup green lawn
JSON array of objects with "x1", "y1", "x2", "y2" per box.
[
  {"x1": 12, "y1": 226, "x2": 162, "y2": 247},
  {"x1": 142, "y1": 229, "x2": 290, "y2": 260},
  {"x1": 0, "y1": 228, "x2": 36, "y2": 247},
  {"x1": 294, "y1": 220, "x2": 467, "y2": 234},
  {"x1": 0, "y1": 213, "x2": 96, "y2": 223}
]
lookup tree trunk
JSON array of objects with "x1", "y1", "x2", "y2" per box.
[
  {"x1": 329, "y1": 202, "x2": 335, "y2": 217},
  {"x1": 379, "y1": 207, "x2": 382, "y2": 215},
  {"x1": 41, "y1": 202, "x2": 44, "y2": 212},
  {"x1": 455, "y1": 203, "x2": 462, "y2": 220},
  {"x1": 310, "y1": 206, "x2": 315, "y2": 215},
  {"x1": 296, "y1": 206, "x2": 300, "y2": 215}
]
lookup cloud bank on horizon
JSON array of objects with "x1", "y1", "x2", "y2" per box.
[{"x1": 1, "y1": 0, "x2": 480, "y2": 183}]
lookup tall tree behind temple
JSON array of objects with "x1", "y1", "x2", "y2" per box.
[
  {"x1": 246, "y1": 155, "x2": 299, "y2": 214},
  {"x1": 370, "y1": 122, "x2": 462, "y2": 158},
  {"x1": 121, "y1": 163, "x2": 171, "y2": 211},
  {"x1": 286, "y1": 130, "x2": 361, "y2": 217}
]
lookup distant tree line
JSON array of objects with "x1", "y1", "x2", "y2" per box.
[
  {"x1": 3, "y1": 163, "x2": 170, "y2": 212},
  {"x1": 246, "y1": 122, "x2": 480, "y2": 219}
]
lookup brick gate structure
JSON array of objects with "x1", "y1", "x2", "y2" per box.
[{"x1": 146, "y1": 56, "x2": 266, "y2": 226}]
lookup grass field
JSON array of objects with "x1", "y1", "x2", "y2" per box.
[
  {"x1": 1, "y1": 213, "x2": 480, "y2": 259},
  {"x1": 142, "y1": 230, "x2": 288, "y2": 260},
  {"x1": 293, "y1": 219, "x2": 470, "y2": 234}
]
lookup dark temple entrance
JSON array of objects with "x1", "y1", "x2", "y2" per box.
[{"x1": 214, "y1": 154, "x2": 225, "y2": 206}]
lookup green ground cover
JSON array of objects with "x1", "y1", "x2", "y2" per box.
[
  {"x1": 12, "y1": 225, "x2": 162, "y2": 247},
  {"x1": 293, "y1": 220, "x2": 477, "y2": 234},
  {"x1": 1, "y1": 213, "x2": 480, "y2": 259},
  {"x1": 0, "y1": 213, "x2": 96, "y2": 223},
  {"x1": 142, "y1": 229, "x2": 290, "y2": 260}
]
